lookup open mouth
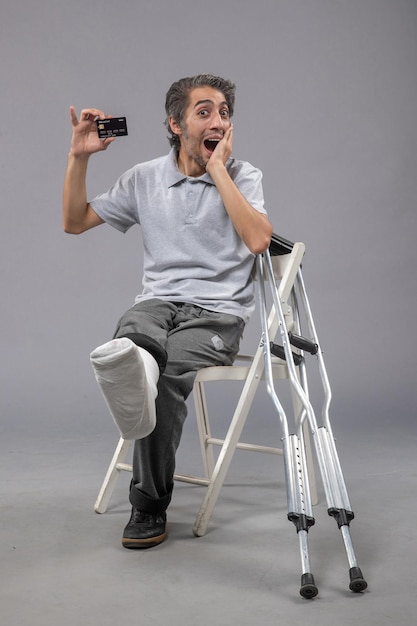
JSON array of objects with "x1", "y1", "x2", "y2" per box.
[{"x1": 204, "y1": 138, "x2": 220, "y2": 153}]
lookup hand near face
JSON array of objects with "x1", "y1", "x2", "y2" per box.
[{"x1": 206, "y1": 123, "x2": 233, "y2": 174}]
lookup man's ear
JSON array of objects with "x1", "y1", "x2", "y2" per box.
[{"x1": 169, "y1": 116, "x2": 182, "y2": 137}]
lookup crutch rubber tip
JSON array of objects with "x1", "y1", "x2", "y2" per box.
[
  {"x1": 349, "y1": 567, "x2": 368, "y2": 593},
  {"x1": 300, "y1": 573, "x2": 318, "y2": 599}
]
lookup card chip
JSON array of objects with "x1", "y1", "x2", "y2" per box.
[{"x1": 96, "y1": 117, "x2": 128, "y2": 138}]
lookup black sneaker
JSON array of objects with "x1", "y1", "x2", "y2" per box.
[{"x1": 122, "y1": 508, "x2": 167, "y2": 549}]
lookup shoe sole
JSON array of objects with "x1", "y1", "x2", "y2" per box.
[{"x1": 122, "y1": 531, "x2": 167, "y2": 549}]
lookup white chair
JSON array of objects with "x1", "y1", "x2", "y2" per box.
[{"x1": 94, "y1": 241, "x2": 317, "y2": 526}]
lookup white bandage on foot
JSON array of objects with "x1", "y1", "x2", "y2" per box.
[{"x1": 90, "y1": 337, "x2": 159, "y2": 440}]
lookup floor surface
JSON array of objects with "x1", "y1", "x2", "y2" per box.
[{"x1": 1, "y1": 412, "x2": 416, "y2": 625}]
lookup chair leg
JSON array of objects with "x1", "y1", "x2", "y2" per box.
[
  {"x1": 193, "y1": 351, "x2": 264, "y2": 537},
  {"x1": 193, "y1": 379, "x2": 216, "y2": 480},
  {"x1": 94, "y1": 438, "x2": 132, "y2": 513}
]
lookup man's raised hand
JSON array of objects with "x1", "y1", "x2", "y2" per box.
[{"x1": 69, "y1": 106, "x2": 115, "y2": 157}]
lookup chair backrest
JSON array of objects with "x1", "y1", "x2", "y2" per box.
[
  {"x1": 272, "y1": 242, "x2": 305, "y2": 304},
  {"x1": 257, "y1": 242, "x2": 305, "y2": 334},
  {"x1": 256, "y1": 233, "x2": 305, "y2": 298}
]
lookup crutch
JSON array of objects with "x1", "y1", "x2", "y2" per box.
[{"x1": 258, "y1": 237, "x2": 367, "y2": 598}]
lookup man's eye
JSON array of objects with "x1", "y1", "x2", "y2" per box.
[
  {"x1": 198, "y1": 110, "x2": 209, "y2": 116},
  {"x1": 221, "y1": 110, "x2": 230, "y2": 117}
]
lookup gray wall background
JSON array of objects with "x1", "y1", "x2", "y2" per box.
[{"x1": 1, "y1": 0, "x2": 416, "y2": 443}]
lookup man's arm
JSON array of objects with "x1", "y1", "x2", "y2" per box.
[
  {"x1": 206, "y1": 125, "x2": 273, "y2": 255},
  {"x1": 63, "y1": 107, "x2": 113, "y2": 234}
]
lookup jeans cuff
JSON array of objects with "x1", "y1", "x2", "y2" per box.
[{"x1": 129, "y1": 480, "x2": 172, "y2": 514}]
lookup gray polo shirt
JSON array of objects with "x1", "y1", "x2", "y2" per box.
[{"x1": 90, "y1": 149, "x2": 266, "y2": 323}]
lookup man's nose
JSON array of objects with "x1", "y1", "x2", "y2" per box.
[{"x1": 210, "y1": 111, "x2": 228, "y2": 129}]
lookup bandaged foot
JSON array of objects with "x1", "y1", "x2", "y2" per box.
[{"x1": 90, "y1": 337, "x2": 159, "y2": 440}]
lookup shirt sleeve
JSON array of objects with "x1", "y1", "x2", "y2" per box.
[
  {"x1": 89, "y1": 166, "x2": 139, "y2": 233},
  {"x1": 227, "y1": 159, "x2": 266, "y2": 216}
]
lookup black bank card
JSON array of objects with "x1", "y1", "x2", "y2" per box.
[{"x1": 96, "y1": 117, "x2": 128, "y2": 138}]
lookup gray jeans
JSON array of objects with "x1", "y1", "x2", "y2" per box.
[{"x1": 113, "y1": 298, "x2": 245, "y2": 514}]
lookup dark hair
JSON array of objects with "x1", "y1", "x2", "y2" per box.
[{"x1": 164, "y1": 74, "x2": 236, "y2": 149}]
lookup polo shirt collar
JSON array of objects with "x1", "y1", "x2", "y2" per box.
[{"x1": 166, "y1": 148, "x2": 215, "y2": 187}]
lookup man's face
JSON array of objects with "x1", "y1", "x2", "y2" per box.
[{"x1": 171, "y1": 86, "x2": 232, "y2": 176}]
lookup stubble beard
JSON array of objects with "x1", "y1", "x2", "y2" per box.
[{"x1": 180, "y1": 125, "x2": 208, "y2": 172}]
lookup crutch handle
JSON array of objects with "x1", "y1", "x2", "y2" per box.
[
  {"x1": 288, "y1": 332, "x2": 319, "y2": 355},
  {"x1": 270, "y1": 342, "x2": 303, "y2": 366}
]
